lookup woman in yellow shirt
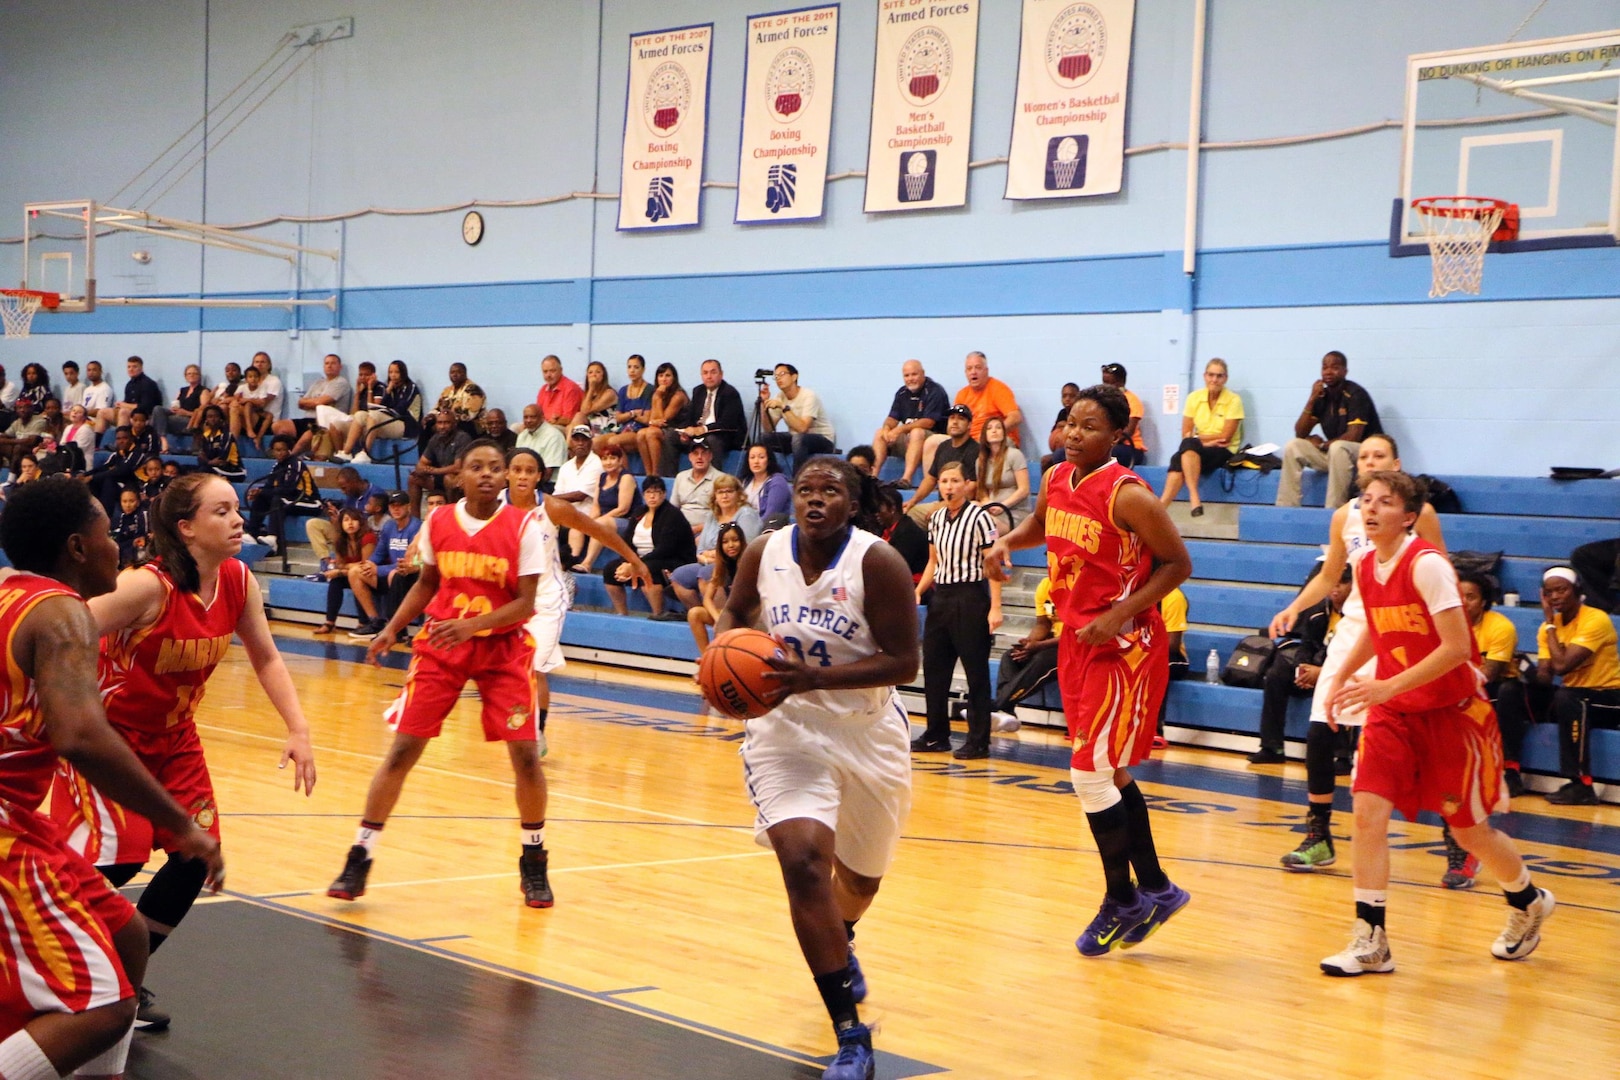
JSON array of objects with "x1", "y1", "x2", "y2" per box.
[{"x1": 1158, "y1": 358, "x2": 1243, "y2": 518}]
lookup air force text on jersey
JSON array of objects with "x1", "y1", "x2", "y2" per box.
[{"x1": 765, "y1": 603, "x2": 862, "y2": 641}]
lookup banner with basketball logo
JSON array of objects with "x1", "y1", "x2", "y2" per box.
[
  {"x1": 736, "y1": 5, "x2": 840, "y2": 224},
  {"x1": 618, "y1": 23, "x2": 714, "y2": 230},
  {"x1": 864, "y1": 0, "x2": 980, "y2": 213},
  {"x1": 1005, "y1": 0, "x2": 1135, "y2": 200}
]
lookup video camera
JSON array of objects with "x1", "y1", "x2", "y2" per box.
[{"x1": 753, "y1": 368, "x2": 774, "y2": 383}]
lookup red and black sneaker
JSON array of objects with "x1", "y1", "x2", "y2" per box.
[
  {"x1": 327, "y1": 844, "x2": 372, "y2": 901},
  {"x1": 520, "y1": 849, "x2": 554, "y2": 908}
]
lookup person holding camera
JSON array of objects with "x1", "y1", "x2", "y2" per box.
[{"x1": 757, "y1": 363, "x2": 836, "y2": 474}]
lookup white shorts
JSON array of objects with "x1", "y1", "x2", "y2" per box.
[
  {"x1": 740, "y1": 695, "x2": 913, "y2": 879},
  {"x1": 1308, "y1": 615, "x2": 1375, "y2": 728},
  {"x1": 527, "y1": 610, "x2": 565, "y2": 674}
]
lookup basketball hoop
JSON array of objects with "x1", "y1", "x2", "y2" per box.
[
  {"x1": 1411, "y1": 197, "x2": 1518, "y2": 298},
  {"x1": 0, "y1": 289, "x2": 60, "y2": 339}
]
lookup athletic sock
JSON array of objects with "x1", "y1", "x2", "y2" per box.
[
  {"x1": 812, "y1": 967, "x2": 860, "y2": 1033},
  {"x1": 1308, "y1": 801, "x2": 1333, "y2": 829},
  {"x1": 521, "y1": 821, "x2": 546, "y2": 852},
  {"x1": 1117, "y1": 780, "x2": 1169, "y2": 891},
  {"x1": 1084, "y1": 802, "x2": 1137, "y2": 904},
  {"x1": 355, "y1": 819, "x2": 385, "y2": 857},
  {"x1": 1503, "y1": 869, "x2": 1538, "y2": 910},
  {"x1": 0, "y1": 1029, "x2": 56, "y2": 1080},
  {"x1": 1354, "y1": 889, "x2": 1387, "y2": 930}
]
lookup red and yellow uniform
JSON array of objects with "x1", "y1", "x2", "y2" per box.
[
  {"x1": 1353, "y1": 537, "x2": 1507, "y2": 828},
  {"x1": 1044, "y1": 460, "x2": 1168, "y2": 771},
  {"x1": 385, "y1": 502, "x2": 542, "y2": 741},
  {"x1": 53, "y1": 560, "x2": 247, "y2": 866},
  {"x1": 0, "y1": 573, "x2": 135, "y2": 1039}
]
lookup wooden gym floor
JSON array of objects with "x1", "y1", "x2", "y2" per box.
[{"x1": 126, "y1": 631, "x2": 1620, "y2": 1079}]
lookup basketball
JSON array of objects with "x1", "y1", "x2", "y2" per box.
[{"x1": 698, "y1": 629, "x2": 787, "y2": 720}]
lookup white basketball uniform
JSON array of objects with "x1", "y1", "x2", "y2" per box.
[
  {"x1": 522, "y1": 504, "x2": 571, "y2": 674},
  {"x1": 1307, "y1": 501, "x2": 1376, "y2": 728},
  {"x1": 741, "y1": 526, "x2": 913, "y2": 879}
]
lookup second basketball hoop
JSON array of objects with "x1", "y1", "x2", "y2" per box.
[{"x1": 1410, "y1": 196, "x2": 1519, "y2": 299}]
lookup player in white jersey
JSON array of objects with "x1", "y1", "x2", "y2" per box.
[
  {"x1": 718, "y1": 456, "x2": 919, "y2": 1080},
  {"x1": 1267, "y1": 435, "x2": 1446, "y2": 872}
]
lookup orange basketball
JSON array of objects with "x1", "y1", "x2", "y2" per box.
[{"x1": 698, "y1": 628, "x2": 787, "y2": 720}]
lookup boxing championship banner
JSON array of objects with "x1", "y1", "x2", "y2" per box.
[
  {"x1": 618, "y1": 23, "x2": 714, "y2": 230},
  {"x1": 1005, "y1": 0, "x2": 1135, "y2": 200},
  {"x1": 864, "y1": 0, "x2": 980, "y2": 213},
  {"x1": 736, "y1": 5, "x2": 840, "y2": 224}
]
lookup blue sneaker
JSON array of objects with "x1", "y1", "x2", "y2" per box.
[
  {"x1": 1121, "y1": 881, "x2": 1191, "y2": 947},
  {"x1": 823, "y1": 1024, "x2": 875, "y2": 1080},
  {"x1": 846, "y1": 943, "x2": 867, "y2": 1003},
  {"x1": 1075, "y1": 892, "x2": 1154, "y2": 957}
]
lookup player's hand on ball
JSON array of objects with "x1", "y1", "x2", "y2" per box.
[
  {"x1": 175, "y1": 826, "x2": 225, "y2": 894},
  {"x1": 280, "y1": 729, "x2": 317, "y2": 795},
  {"x1": 760, "y1": 651, "x2": 817, "y2": 699}
]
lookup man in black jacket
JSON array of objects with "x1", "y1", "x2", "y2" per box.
[
  {"x1": 1249, "y1": 565, "x2": 1353, "y2": 764},
  {"x1": 245, "y1": 435, "x2": 322, "y2": 552},
  {"x1": 1276, "y1": 350, "x2": 1382, "y2": 508},
  {"x1": 102, "y1": 356, "x2": 167, "y2": 444},
  {"x1": 661, "y1": 359, "x2": 745, "y2": 476}
]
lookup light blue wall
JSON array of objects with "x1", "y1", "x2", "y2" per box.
[{"x1": 2, "y1": 0, "x2": 1617, "y2": 476}]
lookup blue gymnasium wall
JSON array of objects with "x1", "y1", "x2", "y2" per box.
[{"x1": 1, "y1": 1, "x2": 1617, "y2": 475}]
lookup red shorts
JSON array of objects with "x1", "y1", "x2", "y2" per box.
[
  {"x1": 384, "y1": 630, "x2": 539, "y2": 742},
  {"x1": 0, "y1": 803, "x2": 135, "y2": 1041},
  {"x1": 1060, "y1": 630, "x2": 1170, "y2": 772},
  {"x1": 51, "y1": 724, "x2": 220, "y2": 867},
  {"x1": 1353, "y1": 696, "x2": 1509, "y2": 829}
]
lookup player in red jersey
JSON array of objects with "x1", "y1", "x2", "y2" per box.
[
  {"x1": 0, "y1": 477, "x2": 222, "y2": 1080},
  {"x1": 51, "y1": 473, "x2": 317, "y2": 1031},
  {"x1": 1319, "y1": 471, "x2": 1553, "y2": 976},
  {"x1": 986, "y1": 385, "x2": 1193, "y2": 956}
]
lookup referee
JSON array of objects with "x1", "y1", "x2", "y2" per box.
[{"x1": 911, "y1": 461, "x2": 1003, "y2": 759}]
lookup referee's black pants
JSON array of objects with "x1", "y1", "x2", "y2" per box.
[{"x1": 922, "y1": 582, "x2": 993, "y2": 747}]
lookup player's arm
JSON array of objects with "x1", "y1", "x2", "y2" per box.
[
  {"x1": 985, "y1": 467, "x2": 1050, "y2": 579},
  {"x1": 915, "y1": 543, "x2": 939, "y2": 604},
  {"x1": 765, "y1": 543, "x2": 920, "y2": 697},
  {"x1": 543, "y1": 493, "x2": 649, "y2": 587},
  {"x1": 1335, "y1": 605, "x2": 1473, "y2": 715},
  {"x1": 715, "y1": 538, "x2": 767, "y2": 634},
  {"x1": 1076, "y1": 483, "x2": 1192, "y2": 645},
  {"x1": 1270, "y1": 502, "x2": 1350, "y2": 638},
  {"x1": 427, "y1": 574, "x2": 538, "y2": 648},
  {"x1": 235, "y1": 573, "x2": 316, "y2": 794},
  {"x1": 26, "y1": 597, "x2": 224, "y2": 888},
  {"x1": 86, "y1": 564, "x2": 167, "y2": 635}
]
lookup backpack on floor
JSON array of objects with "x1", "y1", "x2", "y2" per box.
[{"x1": 1220, "y1": 635, "x2": 1277, "y2": 689}]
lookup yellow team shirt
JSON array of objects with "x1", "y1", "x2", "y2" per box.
[
  {"x1": 1537, "y1": 605, "x2": 1620, "y2": 689},
  {"x1": 1474, "y1": 609, "x2": 1519, "y2": 679},
  {"x1": 1160, "y1": 587, "x2": 1188, "y2": 633},
  {"x1": 1183, "y1": 389, "x2": 1244, "y2": 452},
  {"x1": 1033, "y1": 576, "x2": 1065, "y2": 636},
  {"x1": 1121, "y1": 388, "x2": 1146, "y2": 451}
]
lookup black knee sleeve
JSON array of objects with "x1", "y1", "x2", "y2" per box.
[
  {"x1": 136, "y1": 853, "x2": 209, "y2": 931},
  {"x1": 1306, "y1": 723, "x2": 1339, "y2": 797},
  {"x1": 101, "y1": 862, "x2": 145, "y2": 889}
]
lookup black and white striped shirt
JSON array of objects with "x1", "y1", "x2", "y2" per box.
[{"x1": 927, "y1": 501, "x2": 997, "y2": 585}]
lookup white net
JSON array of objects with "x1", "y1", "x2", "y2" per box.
[
  {"x1": 0, "y1": 293, "x2": 42, "y2": 339},
  {"x1": 1414, "y1": 198, "x2": 1506, "y2": 299}
]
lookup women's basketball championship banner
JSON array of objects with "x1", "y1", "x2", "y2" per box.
[
  {"x1": 736, "y1": 5, "x2": 841, "y2": 224},
  {"x1": 864, "y1": 0, "x2": 980, "y2": 213},
  {"x1": 1005, "y1": 0, "x2": 1135, "y2": 200},
  {"x1": 618, "y1": 23, "x2": 714, "y2": 230}
]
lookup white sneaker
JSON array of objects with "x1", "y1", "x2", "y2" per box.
[
  {"x1": 1320, "y1": 919, "x2": 1395, "y2": 976},
  {"x1": 350, "y1": 451, "x2": 372, "y2": 465},
  {"x1": 331, "y1": 451, "x2": 353, "y2": 463},
  {"x1": 992, "y1": 711, "x2": 1021, "y2": 732},
  {"x1": 1492, "y1": 887, "x2": 1555, "y2": 960}
]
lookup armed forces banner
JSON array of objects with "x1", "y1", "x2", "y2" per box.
[
  {"x1": 619, "y1": 23, "x2": 714, "y2": 230},
  {"x1": 1005, "y1": 0, "x2": 1135, "y2": 200},
  {"x1": 736, "y1": 5, "x2": 840, "y2": 224},
  {"x1": 864, "y1": 0, "x2": 980, "y2": 213}
]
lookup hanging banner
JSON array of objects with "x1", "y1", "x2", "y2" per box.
[
  {"x1": 736, "y1": 5, "x2": 840, "y2": 223},
  {"x1": 618, "y1": 23, "x2": 714, "y2": 230},
  {"x1": 1005, "y1": 0, "x2": 1135, "y2": 200},
  {"x1": 864, "y1": 0, "x2": 980, "y2": 213}
]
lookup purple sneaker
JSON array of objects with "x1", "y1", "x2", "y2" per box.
[
  {"x1": 1075, "y1": 892, "x2": 1154, "y2": 957},
  {"x1": 1121, "y1": 881, "x2": 1191, "y2": 947}
]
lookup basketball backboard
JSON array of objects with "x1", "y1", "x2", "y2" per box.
[
  {"x1": 21, "y1": 199, "x2": 96, "y2": 311},
  {"x1": 1395, "y1": 29, "x2": 1620, "y2": 255}
]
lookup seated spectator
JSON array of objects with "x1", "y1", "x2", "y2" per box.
[
  {"x1": 126, "y1": 409, "x2": 159, "y2": 459},
  {"x1": 515, "y1": 403, "x2": 567, "y2": 473},
  {"x1": 112, "y1": 487, "x2": 149, "y2": 569},
  {"x1": 602, "y1": 476, "x2": 695, "y2": 621},
  {"x1": 273, "y1": 353, "x2": 351, "y2": 454},
  {"x1": 759, "y1": 363, "x2": 837, "y2": 474},
  {"x1": 212, "y1": 361, "x2": 244, "y2": 403},
  {"x1": 739, "y1": 441, "x2": 791, "y2": 524},
  {"x1": 986, "y1": 574, "x2": 1061, "y2": 732},
  {"x1": 136, "y1": 456, "x2": 167, "y2": 507},
  {"x1": 846, "y1": 446, "x2": 875, "y2": 476},
  {"x1": 554, "y1": 425, "x2": 605, "y2": 563},
  {"x1": 1100, "y1": 364, "x2": 1147, "y2": 468},
  {"x1": 243, "y1": 434, "x2": 321, "y2": 552},
  {"x1": 869, "y1": 484, "x2": 928, "y2": 582},
  {"x1": 103, "y1": 356, "x2": 168, "y2": 446},
  {"x1": 311, "y1": 508, "x2": 377, "y2": 635},
  {"x1": 688, "y1": 522, "x2": 747, "y2": 655},
  {"x1": 661, "y1": 359, "x2": 745, "y2": 476},
  {"x1": 334, "y1": 360, "x2": 422, "y2": 464},
  {"x1": 1276, "y1": 350, "x2": 1382, "y2": 508},
  {"x1": 16, "y1": 363, "x2": 52, "y2": 411},
  {"x1": 597, "y1": 353, "x2": 654, "y2": 459},
  {"x1": 1460, "y1": 568, "x2": 1528, "y2": 797},
  {"x1": 45, "y1": 403, "x2": 95, "y2": 476},
  {"x1": 317, "y1": 360, "x2": 377, "y2": 459},
  {"x1": 1158, "y1": 358, "x2": 1242, "y2": 517},
  {"x1": 1041, "y1": 382, "x2": 1081, "y2": 473},
  {"x1": 672, "y1": 439, "x2": 719, "y2": 529},
  {"x1": 407, "y1": 410, "x2": 471, "y2": 514},
  {"x1": 308, "y1": 467, "x2": 387, "y2": 570},
  {"x1": 1250, "y1": 566, "x2": 1351, "y2": 764},
  {"x1": 669, "y1": 474, "x2": 763, "y2": 610},
  {"x1": 572, "y1": 360, "x2": 620, "y2": 439},
  {"x1": 1534, "y1": 566, "x2": 1620, "y2": 805},
  {"x1": 38, "y1": 396, "x2": 63, "y2": 444},
  {"x1": 903, "y1": 404, "x2": 978, "y2": 527},
  {"x1": 573, "y1": 445, "x2": 641, "y2": 573},
  {"x1": 480, "y1": 408, "x2": 517, "y2": 454},
  {"x1": 168, "y1": 363, "x2": 213, "y2": 436},
  {"x1": 194, "y1": 405, "x2": 245, "y2": 481},
  {"x1": 0, "y1": 455, "x2": 40, "y2": 501},
  {"x1": 1572, "y1": 537, "x2": 1620, "y2": 614},
  {"x1": 59, "y1": 361, "x2": 86, "y2": 411},
  {"x1": 635, "y1": 362, "x2": 690, "y2": 476},
  {"x1": 81, "y1": 361, "x2": 116, "y2": 434},
  {"x1": 0, "y1": 396, "x2": 49, "y2": 472},
  {"x1": 230, "y1": 365, "x2": 275, "y2": 443},
  {"x1": 363, "y1": 492, "x2": 387, "y2": 532},
  {"x1": 871, "y1": 359, "x2": 949, "y2": 488},
  {"x1": 1155, "y1": 585, "x2": 1192, "y2": 748},
  {"x1": 349, "y1": 491, "x2": 422, "y2": 639},
  {"x1": 536, "y1": 354, "x2": 583, "y2": 432},
  {"x1": 83, "y1": 426, "x2": 150, "y2": 515},
  {"x1": 434, "y1": 362, "x2": 486, "y2": 440},
  {"x1": 0, "y1": 365, "x2": 15, "y2": 428},
  {"x1": 923, "y1": 351, "x2": 1023, "y2": 475},
  {"x1": 974, "y1": 416, "x2": 1029, "y2": 534}
]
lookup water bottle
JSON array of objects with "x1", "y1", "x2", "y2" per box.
[{"x1": 1205, "y1": 648, "x2": 1220, "y2": 684}]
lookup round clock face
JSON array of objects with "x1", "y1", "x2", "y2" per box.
[{"x1": 462, "y1": 210, "x2": 484, "y2": 245}]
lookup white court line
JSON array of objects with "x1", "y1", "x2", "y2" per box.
[{"x1": 263, "y1": 850, "x2": 771, "y2": 897}]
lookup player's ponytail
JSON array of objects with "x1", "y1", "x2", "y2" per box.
[{"x1": 149, "y1": 473, "x2": 219, "y2": 593}]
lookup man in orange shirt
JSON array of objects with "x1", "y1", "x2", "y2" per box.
[{"x1": 924, "y1": 351, "x2": 1023, "y2": 476}]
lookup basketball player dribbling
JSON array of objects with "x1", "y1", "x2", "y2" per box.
[
  {"x1": 1318, "y1": 471, "x2": 1552, "y2": 976},
  {"x1": 986, "y1": 385, "x2": 1194, "y2": 956},
  {"x1": 0, "y1": 477, "x2": 222, "y2": 1080},
  {"x1": 717, "y1": 457, "x2": 919, "y2": 1080}
]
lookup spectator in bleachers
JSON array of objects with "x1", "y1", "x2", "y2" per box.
[
  {"x1": 0, "y1": 455, "x2": 40, "y2": 501},
  {"x1": 57, "y1": 404, "x2": 97, "y2": 474},
  {"x1": 599, "y1": 353, "x2": 654, "y2": 459},
  {"x1": 102, "y1": 356, "x2": 167, "y2": 445},
  {"x1": 1535, "y1": 565, "x2": 1620, "y2": 805},
  {"x1": 0, "y1": 397, "x2": 49, "y2": 472},
  {"x1": 1571, "y1": 537, "x2": 1620, "y2": 614},
  {"x1": 1250, "y1": 566, "x2": 1351, "y2": 765},
  {"x1": 311, "y1": 508, "x2": 377, "y2": 636},
  {"x1": 307, "y1": 466, "x2": 387, "y2": 571},
  {"x1": 1157, "y1": 357, "x2": 1242, "y2": 518},
  {"x1": 871, "y1": 359, "x2": 949, "y2": 489},
  {"x1": 846, "y1": 446, "x2": 875, "y2": 476},
  {"x1": 1276, "y1": 350, "x2": 1382, "y2": 509},
  {"x1": 572, "y1": 360, "x2": 620, "y2": 439},
  {"x1": 59, "y1": 361, "x2": 85, "y2": 411},
  {"x1": 433, "y1": 362, "x2": 486, "y2": 441},
  {"x1": 83, "y1": 426, "x2": 149, "y2": 515},
  {"x1": 1154, "y1": 586, "x2": 1191, "y2": 749},
  {"x1": 212, "y1": 361, "x2": 244, "y2": 403},
  {"x1": 1041, "y1": 382, "x2": 1081, "y2": 473},
  {"x1": 602, "y1": 475, "x2": 694, "y2": 621},
  {"x1": 349, "y1": 490, "x2": 422, "y2": 639},
  {"x1": 274, "y1": 353, "x2": 351, "y2": 455},
  {"x1": 17, "y1": 364, "x2": 52, "y2": 411},
  {"x1": 243, "y1": 434, "x2": 321, "y2": 552},
  {"x1": 363, "y1": 492, "x2": 387, "y2": 533},
  {"x1": 975, "y1": 416, "x2": 1029, "y2": 535},
  {"x1": 194, "y1": 405, "x2": 244, "y2": 481},
  {"x1": 904, "y1": 404, "x2": 978, "y2": 527},
  {"x1": 0, "y1": 366, "x2": 16, "y2": 427},
  {"x1": 536, "y1": 354, "x2": 582, "y2": 432},
  {"x1": 315, "y1": 360, "x2": 376, "y2": 459},
  {"x1": 136, "y1": 456, "x2": 167, "y2": 507},
  {"x1": 669, "y1": 474, "x2": 763, "y2": 612},
  {"x1": 759, "y1": 363, "x2": 837, "y2": 474},
  {"x1": 921, "y1": 351, "x2": 1020, "y2": 480},
  {"x1": 112, "y1": 487, "x2": 149, "y2": 569},
  {"x1": 126, "y1": 409, "x2": 159, "y2": 459},
  {"x1": 986, "y1": 574, "x2": 1060, "y2": 733},
  {"x1": 672, "y1": 439, "x2": 719, "y2": 529},
  {"x1": 635, "y1": 362, "x2": 689, "y2": 477},
  {"x1": 739, "y1": 441, "x2": 792, "y2": 524},
  {"x1": 82, "y1": 361, "x2": 115, "y2": 433},
  {"x1": 1459, "y1": 568, "x2": 1528, "y2": 798},
  {"x1": 480, "y1": 408, "x2": 517, "y2": 455},
  {"x1": 870, "y1": 484, "x2": 928, "y2": 583},
  {"x1": 687, "y1": 522, "x2": 747, "y2": 656},
  {"x1": 573, "y1": 444, "x2": 642, "y2": 573},
  {"x1": 231, "y1": 365, "x2": 275, "y2": 444},
  {"x1": 38, "y1": 395, "x2": 63, "y2": 441},
  {"x1": 334, "y1": 359, "x2": 422, "y2": 464},
  {"x1": 555, "y1": 426, "x2": 605, "y2": 565},
  {"x1": 168, "y1": 363, "x2": 213, "y2": 437},
  {"x1": 662, "y1": 359, "x2": 746, "y2": 475},
  {"x1": 407, "y1": 410, "x2": 471, "y2": 514},
  {"x1": 1100, "y1": 364, "x2": 1147, "y2": 468},
  {"x1": 515, "y1": 403, "x2": 567, "y2": 472}
]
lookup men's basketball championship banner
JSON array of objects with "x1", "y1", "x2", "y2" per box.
[
  {"x1": 736, "y1": 5, "x2": 840, "y2": 224},
  {"x1": 1005, "y1": 0, "x2": 1135, "y2": 200},
  {"x1": 619, "y1": 24, "x2": 714, "y2": 230},
  {"x1": 864, "y1": 0, "x2": 980, "y2": 213}
]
